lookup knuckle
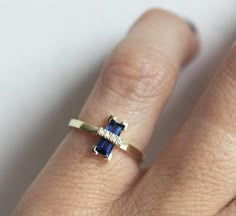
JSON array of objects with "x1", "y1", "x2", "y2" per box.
[
  {"x1": 198, "y1": 54, "x2": 236, "y2": 129},
  {"x1": 179, "y1": 118, "x2": 236, "y2": 187},
  {"x1": 101, "y1": 43, "x2": 177, "y2": 105}
]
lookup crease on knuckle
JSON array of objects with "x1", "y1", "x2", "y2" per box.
[
  {"x1": 196, "y1": 81, "x2": 236, "y2": 133},
  {"x1": 203, "y1": 120, "x2": 236, "y2": 159},
  {"x1": 184, "y1": 118, "x2": 236, "y2": 183},
  {"x1": 121, "y1": 192, "x2": 157, "y2": 216},
  {"x1": 101, "y1": 44, "x2": 177, "y2": 104}
]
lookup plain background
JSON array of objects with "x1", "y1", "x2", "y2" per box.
[{"x1": 1, "y1": 0, "x2": 236, "y2": 215}]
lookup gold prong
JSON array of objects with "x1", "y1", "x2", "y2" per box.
[
  {"x1": 106, "y1": 153, "x2": 112, "y2": 161},
  {"x1": 108, "y1": 115, "x2": 114, "y2": 123},
  {"x1": 121, "y1": 121, "x2": 128, "y2": 130},
  {"x1": 108, "y1": 115, "x2": 118, "y2": 123},
  {"x1": 91, "y1": 145, "x2": 98, "y2": 155}
]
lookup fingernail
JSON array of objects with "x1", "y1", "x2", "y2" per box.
[{"x1": 185, "y1": 20, "x2": 198, "y2": 34}]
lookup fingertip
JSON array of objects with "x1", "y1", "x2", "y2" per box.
[
  {"x1": 185, "y1": 20, "x2": 198, "y2": 35},
  {"x1": 128, "y1": 8, "x2": 200, "y2": 66}
]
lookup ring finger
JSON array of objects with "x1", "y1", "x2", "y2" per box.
[{"x1": 15, "y1": 9, "x2": 198, "y2": 215}]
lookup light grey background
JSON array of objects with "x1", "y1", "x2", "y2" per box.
[{"x1": 1, "y1": 0, "x2": 236, "y2": 215}]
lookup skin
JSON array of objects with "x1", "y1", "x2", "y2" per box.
[{"x1": 13, "y1": 9, "x2": 236, "y2": 216}]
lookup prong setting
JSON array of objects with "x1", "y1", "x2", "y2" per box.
[
  {"x1": 91, "y1": 145, "x2": 98, "y2": 155},
  {"x1": 93, "y1": 116, "x2": 131, "y2": 161},
  {"x1": 108, "y1": 115, "x2": 117, "y2": 123},
  {"x1": 97, "y1": 127, "x2": 125, "y2": 146},
  {"x1": 68, "y1": 117, "x2": 143, "y2": 162},
  {"x1": 106, "y1": 153, "x2": 112, "y2": 161},
  {"x1": 121, "y1": 121, "x2": 128, "y2": 130}
]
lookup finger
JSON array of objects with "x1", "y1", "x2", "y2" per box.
[
  {"x1": 131, "y1": 42, "x2": 236, "y2": 215},
  {"x1": 14, "y1": 9, "x2": 198, "y2": 215}
]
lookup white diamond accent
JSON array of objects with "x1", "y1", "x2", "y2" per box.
[
  {"x1": 97, "y1": 128, "x2": 105, "y2": 136},
  {"x1": 116, "y1": 137, "x2": 123, "y2": 145},
  {"x1": 104, "y1": 131, "x2": 110, "y2": 139},
  {"x1": 113, "y1": 136, "x2": 118, "y2": 145},
  {"x1": 110, "y1": 134, "x2": 116, "y2": 142},
  {"x1": 97, "y1": 128, "x2": 124, "y2": 146}
]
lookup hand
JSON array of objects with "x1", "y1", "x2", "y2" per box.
[{"x1": 14, "y1": 9, "x2": 236, "y2": 216}]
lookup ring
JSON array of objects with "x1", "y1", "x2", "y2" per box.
[{"x1": 68, "y1": 115, "x2": 143, "y2": 162}]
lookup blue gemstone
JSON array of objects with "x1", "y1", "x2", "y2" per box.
[
  {"x1": 96, "y1": 138, "x2": 114, "y2": 158},
  {"x1": 95, "y1": 119, "x2": 125, "y2": 158},
  {"x1": 108, "y1": 119, "x2": 124, "y2": 136}
]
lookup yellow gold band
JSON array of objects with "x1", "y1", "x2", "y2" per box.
[
  {"x1": 68, "y1": 118, "x2": 143, "y2": 162},
  {"x1": 69, "y1": 119, "x2": 99, "y2": 135}
]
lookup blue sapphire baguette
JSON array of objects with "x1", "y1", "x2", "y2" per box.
[{"x1": 95, "y1": 119, "x2": 125, "y2": 158}]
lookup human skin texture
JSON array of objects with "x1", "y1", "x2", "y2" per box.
[{"x1": 13, "y1": 9, "x2": 236, "y2": 216}]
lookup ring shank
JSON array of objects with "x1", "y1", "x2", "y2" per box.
[
  {"x1": 68, "y1": 119, "x2": 143, "y2": 162},
  {"x1": 69, "y1": 119, "x2": 99, "y2": 134},
  {"x1": 119, "y1": 142, "x2": 143, "y2": 162}
]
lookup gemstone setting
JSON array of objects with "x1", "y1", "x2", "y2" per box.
[
  {"x1": 93, "y1": 117, "x2": 127, "y2": 159},
  {"x1": 97, "y1": 127, "x2": 125, "y2": 146}
]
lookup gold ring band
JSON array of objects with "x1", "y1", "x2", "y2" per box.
[{"x1": 68, "y1": 116, "x2": 143, "y2": 162}]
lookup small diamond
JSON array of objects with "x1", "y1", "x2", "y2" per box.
[
  {"x1": 104, "y1": 130, "x2": 110, "y2": 139},
  {"x1": 118, "y1": 137, "x2": 122, "y2": 145},
  {"x1": 97, "y1": 128, "x2": 105, "y2": 136},
  {"x1": 110, "y1": 134, "x2": 117, "y2": 142},
  {"x1": 115, "y1": 137, "x2": 123, "y2": 146},
  {"x1": 113, "y1": 136, "x2": 118, "y2": 145}
]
